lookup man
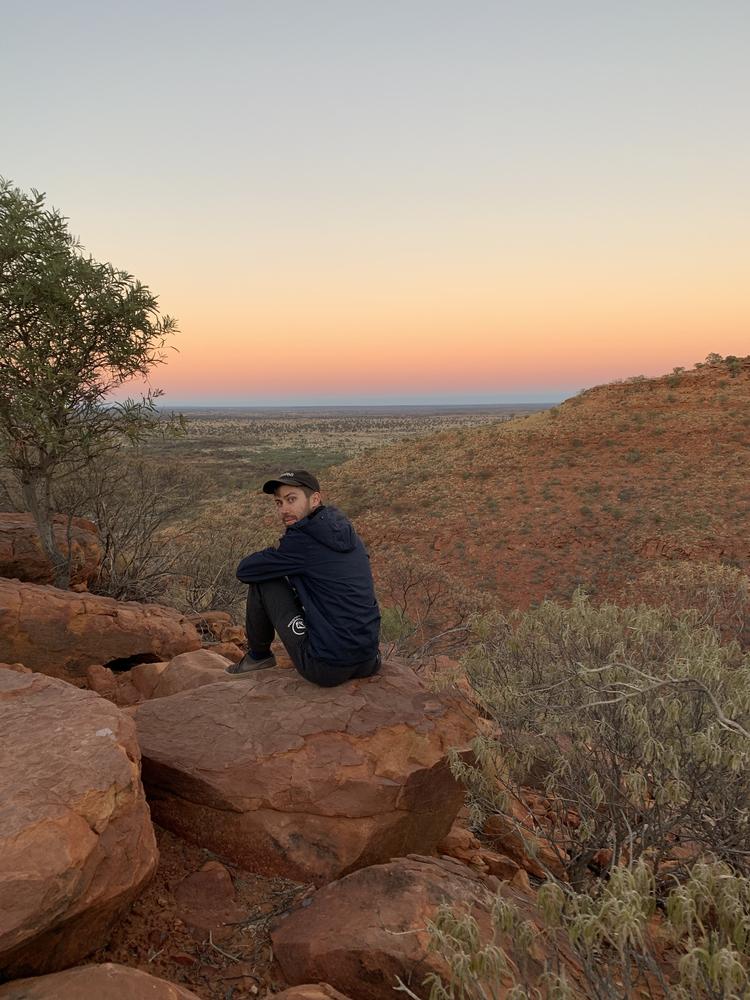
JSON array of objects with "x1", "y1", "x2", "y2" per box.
[{"x1": 227, "y1": 470, "x2": 381, "y2": 687}]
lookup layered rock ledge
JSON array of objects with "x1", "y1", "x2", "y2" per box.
[
  {"x1": 0, "y1": 579, "x2": 200, "y2": 681},
  {"x1": 135, "y1": 660, "x2": 475, "y2": 884},
  {"x1": 0, "y1": 671, "x2": 158, "y2": 978}
]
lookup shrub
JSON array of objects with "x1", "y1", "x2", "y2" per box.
[
  {"x1": 411, "y1": 861, "x2": 750, "y2": 998},
  {"x1": 423, "y1": 594, "x2": 750, "y2": 998},
  {"x1": 54, "y1": 450, "x2": 202, "y2": 603},
  {"x1": 375, "y1": 550, "x2": 489, "y2": 660},
  {"x1": 623, "y1": 560, "x2": 750, "y2": 649},
  {"x1": 454, "y1": 593, "x2": 750, "y2": 886}
]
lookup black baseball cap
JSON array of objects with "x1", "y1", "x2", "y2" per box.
[{"x1": 262, "y1": 469, "x2": 321, "y2": 494}]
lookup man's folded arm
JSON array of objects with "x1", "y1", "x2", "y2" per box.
[{"x1": 236, "y1": 538, "x2": 308, "y2": 583}]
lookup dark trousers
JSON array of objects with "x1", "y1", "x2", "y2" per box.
[{"x1": 245, "y1": 579, "x2": 380, "y2": 688}]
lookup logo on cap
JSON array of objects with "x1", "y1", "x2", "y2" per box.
[{"x1": 280, "y1": 472, "x2": 295, "y2": 478}]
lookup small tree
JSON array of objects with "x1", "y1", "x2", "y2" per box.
[{"x1": 0, "y1": 178, "x2": 176, "y2": 586}]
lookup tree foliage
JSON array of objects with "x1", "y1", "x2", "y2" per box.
[{"x1": 0, "y1": 178, "x2": 176, "y2": 585}]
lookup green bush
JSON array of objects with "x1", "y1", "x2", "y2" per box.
[
  {"x1": 422, "y1": 594, "x2": 750, "y2": 998},
  {"x1": 454, "y1": 593, "x2": 750, "y2": 885}
]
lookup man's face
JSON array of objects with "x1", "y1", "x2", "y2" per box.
[{"x1": 274, "y1": 485, "x2": 321, "y2": 527}]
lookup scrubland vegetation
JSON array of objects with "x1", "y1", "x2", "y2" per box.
[{"x1": 422, "y1": 577, "x2": 750, "y2": 999}]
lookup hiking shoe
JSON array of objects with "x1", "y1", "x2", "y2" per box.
[{"x1": 226, "y1": 653, "x2": 277, "y2": 676}]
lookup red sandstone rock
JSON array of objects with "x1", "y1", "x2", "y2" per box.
[
  {"x1": 173, "y1": 861, "x2": 246, "y2": 942},
  {"x1": 0, "y1": 670, "x2": 158, "y2": 978},
  {"x1": 0, "y1": 962, "x2": 202, "y2": 998},
  {"x1": 271, "y1": 855, "x2": 569, "y2": 1000},
  {"x1": 0, "y1": 512, "x2": 103, "y2": 588},
  {"x1": 436, "y1": 821, "x2": 486, "y2": 868},
  {"x1": 482, "y1": 812, "x2": 567, "y2": 881},
  {"x1": 0, "y1": 579, "x2": 200, "y2": 681},
  {"x1": 129, "y1": 660, "x2": 168, "y2": 699},
  {"x1": 86, "y1": 651, "x2": 234, "y2": 709},
  {"x1": 207, "y1": 640, "x2": 244, "y2": 662},
  {"x1": 150, "y1": 648, "x2": 232, "y2": 698},
  {"x1": 0, "y1": 661, "x2": 30, "y2": 674},
  {"x1": 479, "y1": 850, "x2": 530, "y2": 888},
  {"x1": 135, "y1": 660, "x2": 475, "y2": 884}
]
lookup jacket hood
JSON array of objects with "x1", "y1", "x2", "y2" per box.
[{"x1": 294, "y1": 505, "x2": 356, "y2": 553}]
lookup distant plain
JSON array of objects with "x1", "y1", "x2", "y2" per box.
[{"x1": 149, "y1": 403, "x2": 552, "y2": 495}]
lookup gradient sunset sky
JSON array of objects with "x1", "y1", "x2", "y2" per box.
[{"x1": 3, "y1": 1, "x2": 748, "y2": 404}]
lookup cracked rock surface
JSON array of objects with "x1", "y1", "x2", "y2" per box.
[
  {"x1": 135, "y1": 660, "x2": 475, "y2": 884},
  {"x1": 0, "y1": 670, "x2": 158, "y2": 978}
]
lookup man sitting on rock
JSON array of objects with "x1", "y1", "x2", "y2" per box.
[{"x1": 227, "y1": 470, "x2": 381, "y2": 687}]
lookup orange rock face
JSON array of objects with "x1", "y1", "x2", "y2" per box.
[
  {"x1": 0, "y1": 670, "x2": 158, "y2": 978},
  {"x1": 271, "y1": 855, "x2": 565, "y2": 1000},
  {"x1": 0, "y1": 579, "x2": 200, "y2": 681},
  {"x1": 0, "y1": 512, "x2": 103, "y2": 588},
  {"x1": 0, "y1": 962, "x2": 202, "y2": 999},
  {"x1": 135, "y1": 661, "x2": 475, "y2": 884}
]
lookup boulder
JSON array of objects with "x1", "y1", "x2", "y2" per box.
[
  {"x1": 207, "y1": 640, "x2": 244, "y2": 662},
  {"x1": 86, "y1": 651, "x2": 233, "y2": 708},
  {"x1": 135, "y1": 660, "x2": 474, "y2": 884},
  {"x1": 0, "y1": 670, "x2": 158, "y2": 978},
  {"x1": 173, "y1": 861, "x2": 246, "y2": 941},
  {"x1": 149, "y1": 649, "x2": 232, "y2": 699},
  {"x1": 0, "y1": 963, "x2": 202, "y2": 999},
  {"x1": 0, "y1": 579, "x2": 200, "y2": 681},
  {"x1": 0, "y1": 512, "x2": 103, "y2": 588},
  {"x1": 271, "y1": 855, "x2": 570, "y2": 1000}
]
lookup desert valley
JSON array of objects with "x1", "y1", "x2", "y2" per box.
[{"x1": 1, "y1": 355, "x2": 749, "y2": 999}]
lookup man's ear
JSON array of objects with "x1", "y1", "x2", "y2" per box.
[{"x1": 310, "y1": 491, "x2": 322, "y2": 509}]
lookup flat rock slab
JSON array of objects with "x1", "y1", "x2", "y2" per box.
[
  {"x1": 271, "y1": 855, "x2": 566, "y2": 1000},
  {"x1": 0, "y1": 579, "x2": 200, "y2": 681},
  {"x1": 0, "y1": 671, "x2": 158, "y2": 978},
  {"x1": 135, "y1": 660, "x2": 475, "y2": 884},
  {"x1": 0, "y1": 963, "x2": 202, "y2": 999},
  {"x1": 0, "y1": 512, "x2": 103, "y2": 587}
]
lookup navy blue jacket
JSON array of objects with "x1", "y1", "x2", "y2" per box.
[{"x1": 236, "y1": 506, "x2": 381, "y2": 667}]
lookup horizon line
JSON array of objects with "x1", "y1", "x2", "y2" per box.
[{"x1": 156, "y1": 399, "x2": 561, "y2": 410}]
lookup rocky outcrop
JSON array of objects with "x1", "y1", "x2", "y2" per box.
[
  {"x1": 0, "y1": 670, "x2": 158, "y2": 978},
  {"x1": 0, "y1": 579, "x2": 200, "y2": 681},
  {"x1": 135, "y1": 660, "x2": 475, "y2": 884},
  {"x1": 0, "y1": 963, "x2": 202, "y2": 999},
  {"x1": 0, "y1": 512, "x2": 103, "y2": 588},
  {"x1": 271, "y1": 855, "x2": 569, "y2": 999},
  {"x1": 86, "y1": 650, "x2": 234, "y2": 707}
]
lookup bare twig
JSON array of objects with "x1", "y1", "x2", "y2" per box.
[{"x1": 208, "y1": 930, "x2": 240, "y2": 962}]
